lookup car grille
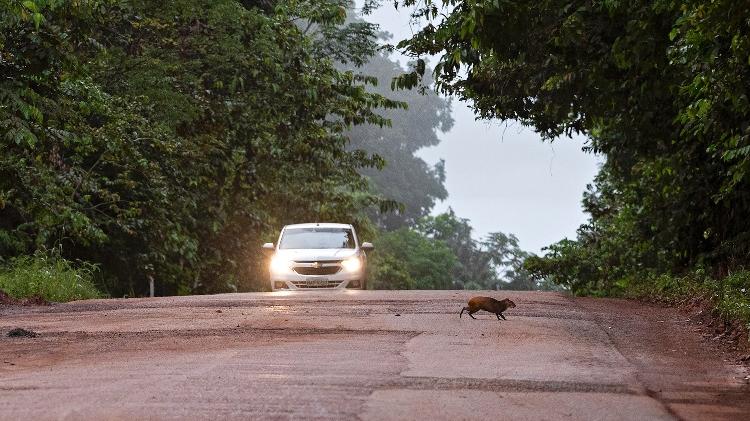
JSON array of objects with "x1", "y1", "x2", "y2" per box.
[
  {"x1": 292, "y1": 260, "x2": 342, "y2": 276},
  {"x1": 293, "y1": 266, "x2": 341, "y2": 275},
  {"x1": 291, "y1": 280, "x2": 342, "y2": 288}
]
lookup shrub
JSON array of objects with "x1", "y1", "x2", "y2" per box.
[
  {"x1": 624, "y1": 270, "x2": 750, "y2": 328},
  {"x1": 716, "y1": 271, "x2": 750, "y2": 326},
  {"x1": 0, "y1": 253, "x2": 102, "y2": 302},
  {"x1": 368, "y1": 228, "x2": 457, "y2": 290}
]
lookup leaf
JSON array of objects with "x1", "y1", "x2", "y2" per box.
[
  {"x1": 33, "y1": 12, "x2": 43, "y2": 29},
  {"x1": 22, "y1": 1, "x2": 37, "y2": 12}
]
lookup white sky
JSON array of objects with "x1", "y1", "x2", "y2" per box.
[{"x1": 361, "y1": 3, "x2": 602, "y2": 254}]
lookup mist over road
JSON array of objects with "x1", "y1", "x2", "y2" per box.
[{"x1": 1, "y1": 291, "x2": 748, "y2": 420}]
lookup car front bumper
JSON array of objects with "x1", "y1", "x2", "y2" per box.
[{"x1": 270, "y1": 271, "x2": 364, "y2": 291}]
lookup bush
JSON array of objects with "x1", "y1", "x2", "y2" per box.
[
  {"x1": 368, "y1": 254, "x2": 414, "y2": 290},
  {"x1": 368, "y1": 228, "x2": 457, "y2": 290},
  {"x1": 717, "y1": 271, "x2": 750, "y2": 326},
  {"x1": 624, "y1": 270, "x2": 750, "y2": 328},
  {"x1": 0, "y1": 253, "x2": 102, "y2": 302}
]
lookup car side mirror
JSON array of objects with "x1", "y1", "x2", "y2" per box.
[
  {"x1": 361, "y1": 242, "x2": 374, "y2": 252},
  {"x1": 262, "y1": 243, "x2": 275, "y2": 254}
]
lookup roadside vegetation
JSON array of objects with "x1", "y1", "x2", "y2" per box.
[
  {"x1": 370, "y1": 210, "x2": 548, "y2": 290},
  {"x1": 0, "y1": 0, "x2": 537, "y2": 298},
  {"x1": 0, "y1": 252, "x2": 101, "y2": 302},
  {"x1": 624, "y1": 272, "x2": 750, "y2": 330},
  {"x1": 12, "y1": 0, "x2": 746, "y2": 319},
  {"x1": 395, "y1": 0, "x2": 750, "y2": 336}
]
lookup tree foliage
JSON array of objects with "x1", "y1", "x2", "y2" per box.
[
  {"x1": 371, "y1": 210, "x2": 536, "y2": 290},
  {"x1": 397, "y1": 0, "x2": 750, "y2": 292},
  {"x1": 0, "y1": 0, "x2": 402, "y2": 295},
  {"x1": 369, "y1": 226, "x2": 457, "y2": 289},
  {"x1": 346, "y1": 54, "x2": 453, "y2": 230},
  {"x1": 419, "y1": 210, "x2": 535, "y2": 290}
]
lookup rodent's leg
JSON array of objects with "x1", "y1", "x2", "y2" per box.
[
  {"x1": 496, "y1": 313, "x2": 501, "y2": 320},
  {"x1": 499, "y1": 313, "x2": 507, "y2": 320},
  {"x1": 469, "y1": 312, "x2": 477, "y2": 320}
]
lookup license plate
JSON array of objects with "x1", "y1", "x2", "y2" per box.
[{"x1": 307, "y1": 278, "x2": 329, "y2": 287}]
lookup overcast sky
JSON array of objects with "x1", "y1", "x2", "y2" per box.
[{"x1": 361, "y1": 3, "x2": 602, "y2": 254}]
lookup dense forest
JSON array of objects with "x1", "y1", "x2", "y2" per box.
[
  {"x1": 5, "y1": 0, "x2": 747, "y2": 327},
  {"x1": 0, "y1": 0, "x2": 534, "y2": 298},
  {"x1": 396, "y1": 0, "x2": 750, "y2": 322}
]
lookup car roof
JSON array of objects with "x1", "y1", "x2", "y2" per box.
[{"x1": 283, "y1": 223, "x2": 352, "y2": 229}]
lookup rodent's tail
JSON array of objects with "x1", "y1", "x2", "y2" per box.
[{"x1": 460, "y1": 306, "x2": 468, "y2": 318}]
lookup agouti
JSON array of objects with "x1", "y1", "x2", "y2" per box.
[{"x1": 460, "y1": 296, "x2": 516, "y2": 320}]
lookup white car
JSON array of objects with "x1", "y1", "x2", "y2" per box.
[{"x1": 263, "y1": 223, "x2": 373, "y2": 291}]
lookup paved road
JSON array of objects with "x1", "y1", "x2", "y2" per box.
[{"x1": 1, "y1": 291, "x2": 748, "y2": 420}]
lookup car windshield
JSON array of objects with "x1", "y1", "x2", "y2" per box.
[{"x1": 279, "y1": 227, "x2": 355, "y2": 249}]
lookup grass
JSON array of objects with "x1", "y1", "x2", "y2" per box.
[
  {"x1": 622, "y1": 269, "x2": 750, "y2": 334},
  {"x1": 716, "y1": 271, "x2": 750, "y2": 326},
  {"x1": 0, "y1": 253, "x2": 102, "y2": 302}
]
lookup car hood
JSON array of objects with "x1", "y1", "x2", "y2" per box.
[{"x1": 275, "y1": 248, "x2": 358, "y2": 262}]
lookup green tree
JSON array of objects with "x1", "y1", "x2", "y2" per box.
[
  {"x1": 397, "y1": 0, "x2": 750, "y2": 290},
  {"x1": 346, "y1": 55, "x2": 453, "y2": 230},
  {"x1": 482, "y1": 232, "x2": 536, "y2": 290},
  {"x1": 418, "y1": 210, "x2": 536, "y2": 290},
  {"x1": 0, "y1": 0, "x2": 402, "y2": 295},
  {"x1": 369, "y1": 227, "x2": 457, "y2": 289}
]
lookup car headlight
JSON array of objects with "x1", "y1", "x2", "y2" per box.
[
  {"x1": 341, "y1": 256, "x2": 362, "y2": 272},
  {"x1": 270, "y1": 255, "x2": 293, "y2": 274}
]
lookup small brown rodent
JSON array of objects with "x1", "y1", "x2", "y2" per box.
[{"x1": 460, "y1": 296, "x2": 516, "y2": 320}]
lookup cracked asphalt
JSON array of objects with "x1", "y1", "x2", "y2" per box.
[{"x1": 1, "y1": 290, "x2": 748, "y2": 420}]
